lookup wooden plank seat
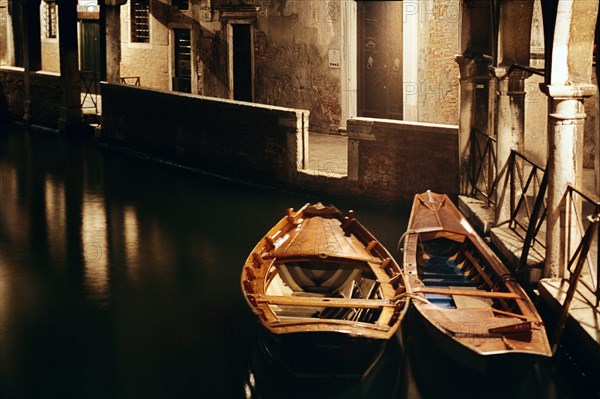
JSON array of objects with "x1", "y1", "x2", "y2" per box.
[
  {"x1": 421, "y1": 277, "x2": 478, "y2": 287},
  {"x1": 423, "y1": 293, "x2": 455, "y2": 308}
]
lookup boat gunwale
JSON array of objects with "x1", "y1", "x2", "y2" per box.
[
  {"x1": 403, "y1": 191, "x2": 552, "y2": 360},
  {"x1": 241, "y1": 202, "x2": 409, "y2": 339}
]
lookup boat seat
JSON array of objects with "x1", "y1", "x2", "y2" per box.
[
  {"x1": 421, "y1": 277, "x2": 478, "y2": 287},
  {"x1": 420, "y1": 271, "x2": 467, "y2": 279},
  {"x1": 278, "y1": 263, "x2": 362, "y2": 294},
  {"x1": 423, "y1": 256, "x2": 458, "y2": 268},
  {"x1": 423, "y1": 293, "x2": 455, "y2": 309}
]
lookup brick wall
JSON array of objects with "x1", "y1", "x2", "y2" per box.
[
  {"x1": 0, "y1": 67, "x2": 23, "y2": 122},
  {"x1": 100, "y1": 83, "x2": 308, "y2": 186},
  {"x1": 29, "y1": 72, "x2": 61, "y2": 130},
  {"x1": 347, "y1": 117, "x2": 459, "y2": 202},
  {"x1": 100, "y1": 84, "x2": 460, "y2": 204},
  {"x1": 0, "y1": 67, "x2": 62, "y2": 129}
]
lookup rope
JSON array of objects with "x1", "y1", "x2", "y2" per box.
[{"x1": 392, "y1": 292, "x2": 431, "y2": 304}]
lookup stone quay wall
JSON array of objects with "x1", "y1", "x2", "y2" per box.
[
  {"x1": 101, "y1": 84, "x2": 459, "y2": 204},
  {"x1": 0, "y1": 67, "x2": 62, "y2": 130},
  {"x1": 347, "y1": 118, "x2": 459, "y2": 202},
  {"x1": 100, "y1": 82, "x2": 308, "y2": 187}
]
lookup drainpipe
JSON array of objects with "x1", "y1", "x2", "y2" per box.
[
  {"x1": 492, "y1": 66, "x2": 528, "y2": 224},
  {"x1": 543, "y1": 84, "x2": 595, "y2": 278}
]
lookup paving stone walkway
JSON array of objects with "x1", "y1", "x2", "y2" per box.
[{"x1": 307, "y1": 132, "x2": 348, "y2": 176}]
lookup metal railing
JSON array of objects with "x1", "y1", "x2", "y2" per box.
[
  {"x1": 120, "y1": 76, "x2": 141, "y2": 86},
  {"x1": 505, "y1": 150, "x2": 547, "y2": 245},
  {"x1": 564, "y1": 185, "x2": 600, "y2": 307},
  {"x1": 468, "y1": 137, "x2": 548, "y2": 274},
  {"x1": 553, "y1": 196, "x2": 599, "y2": 353},
  {"x1": 80, "y1": 70, "x2": 99, "y2": 114},
  {"x1": 481, "y1": 149, "x2": 548, "y2": 275},
  {"x1": 468, "y1": 128, "x2": 497, "y2": 205}
]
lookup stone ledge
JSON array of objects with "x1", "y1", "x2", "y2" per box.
[
  {"x1": 539, "y1": 278, "x2": 600, "y2": 378},
  {"x1": 458, "y1": 195, "x2": 495, "y2": 235},
  {"x1": 489, "y1": 225, "x2": 545, "y2": 283}
]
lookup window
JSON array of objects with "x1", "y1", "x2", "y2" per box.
[
  {"x1": 43, "y1": 1, "x2": 57, "y2": 39},
  {"x1": 131, "y1": 0, "x2": 149, "y2": 43}
]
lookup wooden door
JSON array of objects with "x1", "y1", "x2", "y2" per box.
[
  {"x1": 358, "y1": 1, "x2": 403, "y2": 119},
  {"x1": 80, "y1": 20, "x2": 100, "y2": 94}
]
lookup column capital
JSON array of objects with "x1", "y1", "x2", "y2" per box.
[
  {"x1": 455, "y1": 54, "x2": 492, "y2": 80},
  {"x1": 542, "y1": 84, "x2": 597, "y2": 99},
  {"x1": 104, "y1": 0, "x2": 127, "y2": 6},
  {"x1": 490, "y1": 65, "x2": 531, "y2": 81}
]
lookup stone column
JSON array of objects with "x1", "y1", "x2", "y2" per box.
[
  {"x1": 493, "y1": 67, "x2": 528, "y2": 223},
  {"x1": 455, "y1": 55, "x2": 476, "y2": 195},
  {"x1": 455, "y1": 54, "x2": 492, "y2": 195},
  {"x1": 104, "y1": 0, "x2": 126, "y2": 83},
  {"x1": 57, "y1": 0, "x2": 83, "y2": 134},
  {"x1": 596, "y1": 49, "x2": 600, "y2": 198},
  {"x1": 19, "y1": 0, "x2": 41, "y2": 125},
  {"x1": 544, "y1": 84, "x2": 595, "y2": 278}
]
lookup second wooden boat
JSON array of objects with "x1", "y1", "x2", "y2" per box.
[
  {"x1": 241, "y1": 203, "x2": 409, "y2": 379},
  {"x1": 402, "y1": 191, "x2": 552, "y2": 372}
]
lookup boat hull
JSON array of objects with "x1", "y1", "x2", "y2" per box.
[
  {"x1": 415, "y1": 303, "x2": 550, "y2": 373},
  {"x1": 402, "y1": 191, "x2": 552, "y2": 371},
  {"x1": 241, "y1": 203, "x2": 409, "y2": 372},
  {"x1": 255, "y1": 325, "x2": 389, "y2": 379},
  {"x1": 246, "y1": 328, "x2": 407, "y2": 398}
]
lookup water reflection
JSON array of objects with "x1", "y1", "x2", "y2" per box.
[
  {"x1": 45, "y1": 175, "x2": 66, "y2": 262},
  {"x1": 244, "y1": 329, "x2": 407, "y2": 399},
  {"x1": 0, "y1": 125, "x2": 597, "y2": 399},
  {"x1": 81, "y1": 193, "x2": 109, "y2": 302},
  {"x1": 123, "y1": 205, "x2": 140, "y2": 277}
]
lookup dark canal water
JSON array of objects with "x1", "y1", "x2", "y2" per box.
[{"x1": 0, "y1": 124, "x2": 596, "y2": 399}]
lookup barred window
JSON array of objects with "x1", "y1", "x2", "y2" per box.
[
  {"x1": 43, "y1": 1, "x2": 57, "y2": 39},
  {"x1": 173, "y1": 0, "x2": 188, "y2": 11},
  {"x1": 131, "y1": 0, "x2": 149, "y2": 43}
]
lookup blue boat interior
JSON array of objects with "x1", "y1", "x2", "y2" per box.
[{"x1": 419, "y1": 240, "x2": 480, "y2": 309}]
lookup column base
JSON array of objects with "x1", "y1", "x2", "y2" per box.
[{"x1": 58, "y1": 106, "x2": 88, "y2": 136}]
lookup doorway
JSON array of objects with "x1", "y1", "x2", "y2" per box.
[
  {"x1": 357, "y1": 1, "x2": 403, "y2": 119},
  {"x1": 80, "y1": 20, "x2": 100, "y2": 93},
  {"x1": 173, "y1": 28, "x2": 191, "y2": 93},
  {"x1": 232, "y1": 24, "x2": 252, "y2": 102}
]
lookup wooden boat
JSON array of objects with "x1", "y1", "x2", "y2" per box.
[
  {"x1": 241, "y1": 203, "x2": 409, "y2": 379},
  {"x1": 402, "y1": 191, "x2": 552, "y2": 371}
]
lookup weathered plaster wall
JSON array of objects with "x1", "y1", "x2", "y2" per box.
[
  {"x1": 199, "y1": 14, "x2": 228, "y2": 99},
  {"x1": 524, "y1": 74, "x2": 548, "y2": 167},
  {"x1": 41, "y1": 38, "x2": 59, "y2": 73},
  {"x1": 253, "y1": 0, "x2": 342, "y2": 134},
  {"x1": 120, "y1": 0, "x2": 173, "y2": 90},
  {"x1": 584, "y1": 70, "x2": 598, "y2": 169},
  {"x1": 417, "y1": 0, "x2": 460, "y2": 125}
]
